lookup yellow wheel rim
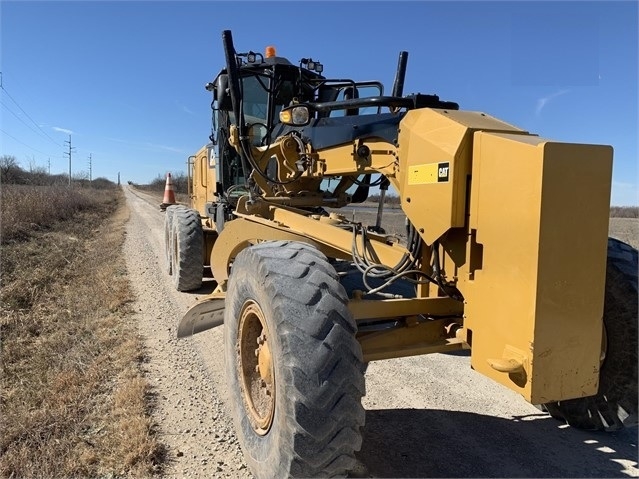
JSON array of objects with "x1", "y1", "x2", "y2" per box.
[{"x1": 237, "y1": 300, "x2": 275, "y2": 435}]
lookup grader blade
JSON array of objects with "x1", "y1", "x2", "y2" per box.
[{"x1": 177, "y1": 294, "x2": 225, "y2": 338}]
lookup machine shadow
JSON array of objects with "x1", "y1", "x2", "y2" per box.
[
  {"x1": 357, "y1": 408, "x2": 638, "y2": 478},
  {"x1": 182, "y1": 271, "x2": 217, "y2": 296}
]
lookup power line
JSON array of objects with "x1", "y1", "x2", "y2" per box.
[
  {"x1": 0, "y1": 76, "x2": 62, "y2": 147},
  {"x1": 0, "y1": 99, "x2": 57, "y2": 146},
  {"x1": 0, "y1": 127, "x2": 52, "y2": 156}
]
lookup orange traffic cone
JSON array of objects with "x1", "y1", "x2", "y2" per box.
[{"x1": 160, "y1": 172, "x2": 176, "y2": 211}]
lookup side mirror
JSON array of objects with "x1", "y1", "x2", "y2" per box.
[{"x1": 216, "y1": 74, "x2": 232, "y2": 111}]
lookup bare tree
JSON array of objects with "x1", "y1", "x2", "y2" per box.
[{"x1": 0, "y1": 155, "x2": 24, "y2": 184}]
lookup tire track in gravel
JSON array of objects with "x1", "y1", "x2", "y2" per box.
[{"x1": 123, "y1": 187, "x2": 252, "y2": 478}]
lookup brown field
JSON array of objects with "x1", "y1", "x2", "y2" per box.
[{"x1": 0, "y1": 185, "x2": 164, "y2": 478}]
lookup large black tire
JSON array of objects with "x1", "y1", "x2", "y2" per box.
[
  {"x1": 164, "y1": 205, "x2": 186, "y2": 275},
  {"x1": 224, "y1": 241, "x2": 365, "y2": 478},
  {"x1": 543, "y1": 237, "x2": 638, "y2": 431},
  {"x1": 170, "y1": 208, "x2": 203, "y2": 291}
]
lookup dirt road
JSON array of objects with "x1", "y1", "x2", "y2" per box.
[{"x1": 122, "y1": 186, "x2": 638, "y2": 478}]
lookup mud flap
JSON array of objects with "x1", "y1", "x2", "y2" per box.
[{"x1": 177, "y1": 294, "x2": 226, "y2": 338}]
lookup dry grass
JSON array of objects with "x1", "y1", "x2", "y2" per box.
[
  {"x1": 0, "y1": 184, "x2": 119, "y2": 243},
  {"x1": 0, "y1": 186, "x2": 165, "y2": 478}
]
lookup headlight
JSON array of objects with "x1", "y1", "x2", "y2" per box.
[{"x1": 279, "y1": 105, "x2": 310, "y2": 126}]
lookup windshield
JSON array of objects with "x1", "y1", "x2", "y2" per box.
[
  {"x1": 240, "y1": 73, "x2": 297, "y2": 126},
  {"x1": 241, "y1": 75, "x2": 269, "y2": 123}
]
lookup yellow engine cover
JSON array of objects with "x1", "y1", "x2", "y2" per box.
[
  {"x1": 398, "y1": 108, "x2": 612, "y2": 403},
  {"x1": 461, "y1": 132, "x2": 612, "y2": 403},
  {"x1": 397, "y1": 108, "x2": 526, "y2": 245}
]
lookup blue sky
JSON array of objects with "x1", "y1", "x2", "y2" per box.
[{"x1": 1, "y1": 1, "x2": 637, "y2": 205}]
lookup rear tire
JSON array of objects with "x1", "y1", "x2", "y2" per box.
[
  {"x1": 164, "y1": 205, "x2": 186, "y2": 275},
  {"x1": 543, "y1": 238, "x2": 638, "y2": 431},
  {"x1": 224, "y1": 241, "x2": 365, "y2": 478},
  {"x1": 170, "y1": 208, "x2": 203, "y2": 291}
]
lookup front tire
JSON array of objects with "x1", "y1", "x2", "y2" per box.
[
  {"x1": 224, "y1": 241, "x2": 365, "y2": 478},
  {"x1": 543, "y1": 238, "x2": 638, "y2": 431}
]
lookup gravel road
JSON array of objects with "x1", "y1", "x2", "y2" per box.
[{"x1": 123, "y1": 186, "x2": 638, "y2": 478}]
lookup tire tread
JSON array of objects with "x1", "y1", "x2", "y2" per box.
[
  {"x1": 171, "y1": 208, "x2": 203, "y2": 291},
  {"x1": 226, "y1": 240, "x2": 365, "y2": 478}
]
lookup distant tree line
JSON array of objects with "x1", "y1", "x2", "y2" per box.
[
  {"x1": 131, "y1": 167, "x2": 638, "y2": 217},
  {"x1": 133, "y1": 172, "x2": 189, "y2": 195},
  {"x1": 367, "y1": 193, "x2": 401, "y2": 205},
  {"x1": 368, "y1": 193, "x2": 637, "y2": 216},
  {"x1": 135, "y1": 174, "x2": 401, "y2": 199},
  {"x1": 0, "y1": 155, "x2": 117, "y2": 189},
  {"x1": 610, "y1": 206, "x2": 639, "y2": 218}
]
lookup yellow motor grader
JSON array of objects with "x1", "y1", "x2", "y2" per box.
[{"x1": 164, "y1": 30, "x2": 638, "y2": 478}]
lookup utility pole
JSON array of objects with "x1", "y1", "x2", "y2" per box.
[
  {"x1": 88, "y1": 153, "x2": 92, "y2": 184},
  {"x1": 63, "y1": 135, "x2": 76, "y2": 186},
  {"x1": 117, "y1": 171, "x2": 121, "y2": 186},
  {"x1": 48, "y1": 157, "x2": 51, "y2": 175}
]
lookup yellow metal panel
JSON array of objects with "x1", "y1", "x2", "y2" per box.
[
  {"x1": 397, "y1": 109, "x2": 525, "y2": 245},
  {"x1": 270, "y1": 206, "x2": 408, "y2": 265},
  {"x1": 461, "y1": 131, "x2": 612, "y2": 403},
  {"x1": 211, "y1": 218, "x2": 323, "y2": 284},
  {"x1": 533, "y1": 141, "x2": 612, "y2": 401},
  {"x1": 190, "y1": 144, "x2": 217, "y2": 215},
  {"x1": 360, "y1": 319, "x2": 466, "y2": 362},
  {"x1": 318, "y1": 139, "x2": 397, "y2": 177},
  {"x1": 408, "y1": 162, "x2": 441, "y2": 185}
]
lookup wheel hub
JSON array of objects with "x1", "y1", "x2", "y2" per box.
[
  {"x1": 238, "y1": 301, "x2": 275, "y2": 435},
  {"x1": 257, "y1": 337, "x2": 273, "y2": 385}
]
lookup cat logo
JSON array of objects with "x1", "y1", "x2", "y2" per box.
[
  {"x1": 438, "y1": 162, "x2": 450, "y2": 182},
  {"x1": 407, "y1": 161, "x2": 451, "y2": 185}
]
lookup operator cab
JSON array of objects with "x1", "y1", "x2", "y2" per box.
[
  {"x1": 205, "y1": 48, "x2": 319, "y2": 199},
  {"x1": 205, "y1": 41, "x2": 459, "y2": 213},
  {"x1": 205, "y1": 46, "x2": 389, "y2": 197},
  {"x1": 207, "y1": 48, "x2": 320, "y2": 146}
]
